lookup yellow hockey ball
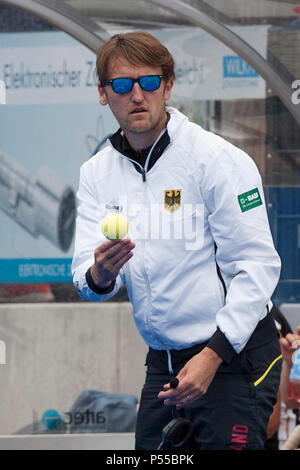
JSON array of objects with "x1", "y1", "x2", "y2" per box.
[{"x1": 101, "y1": 213, "x2": 129, "y2": 241}]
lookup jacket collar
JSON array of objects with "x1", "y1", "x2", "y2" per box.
[{"x1": 109, "y1": 113, "x2": 171, "y2": 173}]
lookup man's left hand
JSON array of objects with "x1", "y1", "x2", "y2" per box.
[{"x1": 157, "y1": 347, "x2": 223, "y2": 409}]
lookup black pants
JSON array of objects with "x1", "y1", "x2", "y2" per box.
[{"x1": 135, "y1": 337, "x2": 281, "y2": 450}]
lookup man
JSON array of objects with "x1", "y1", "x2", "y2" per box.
[{"x1": 72, "y1": 31, "x2": 282, "y2": 450}]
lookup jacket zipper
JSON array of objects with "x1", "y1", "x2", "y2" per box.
[
  {"x1": 140, "y1": 140, "x2": 167, "y2": 351},
  {"x1": 214, "y1": 243, "x2": 227, "y2": 301},
  {"x1": 108, "y1": 128, "x2": 169, "y2": 347},
  {"x1": 141, "y1": 180, "x2": 158, "y2": 348},
  {"x1": 111, "y1": 128, "x2": 167, "y2": 183}
]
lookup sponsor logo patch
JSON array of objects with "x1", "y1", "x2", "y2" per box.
[{"x1": 238, "y1": 188, "x2": 262, "y2": 212}]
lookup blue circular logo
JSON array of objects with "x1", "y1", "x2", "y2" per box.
[{"x1": 42, "y1": 409, "x2": 61, "y2": 431}]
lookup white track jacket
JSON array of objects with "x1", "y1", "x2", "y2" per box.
[{"x1": 72, "y1": 107, "x2": 281, "y2": 359}]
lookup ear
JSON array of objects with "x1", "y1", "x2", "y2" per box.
[
  {"x1": 164, "y1": 76, "x2": 174, "y2": 102},
  {"x1": 98, "y1": 81, "x2": 109, "y2": 106}
]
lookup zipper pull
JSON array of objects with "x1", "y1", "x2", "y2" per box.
[{"x1": 142, "y1": 168, "x2": 146, "y2": 182}]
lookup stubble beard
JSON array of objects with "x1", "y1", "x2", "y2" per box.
[{"x1": 121, "y1": 105, "x2": 166, "y2": 137}]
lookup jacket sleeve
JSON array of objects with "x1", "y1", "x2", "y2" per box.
[
  {"x1": 71, "y1": 161, "x2": 124, "y2": 302},
  {"x1": 199, "y1": 138, "x2": 281, "y2": 361}
]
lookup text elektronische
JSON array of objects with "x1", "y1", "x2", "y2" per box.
[{"x1": 2, "y1": 60, "x2": 98, "y2": 90}]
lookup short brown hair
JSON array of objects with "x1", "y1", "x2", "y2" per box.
[{"x1": 96, "y1": 31, "x2": 175, "y2": 84}]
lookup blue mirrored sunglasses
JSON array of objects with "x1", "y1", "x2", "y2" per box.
[{"x1": 103, "y1": 75, "x2": 164, "y2": 94}]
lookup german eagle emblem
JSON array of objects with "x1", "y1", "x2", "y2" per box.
[{"x1": 164, "y1": 190, "x2": 182, "y2": 213}]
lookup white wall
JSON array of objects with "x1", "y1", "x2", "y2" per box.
[{"x1": 0, "y1": 302, "x2": 148, "y2": 435}]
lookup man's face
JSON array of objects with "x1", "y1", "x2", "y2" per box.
[{"x1": 98, "y1": 56, "x2": 173, "y2": 146}]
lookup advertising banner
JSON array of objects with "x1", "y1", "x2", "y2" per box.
[
  {"x1": 159, "y1": 26, "x2": 267, "y2": 101},
  {"x1": 0, "y1": 27, "x2": 268, "y2": 282}
]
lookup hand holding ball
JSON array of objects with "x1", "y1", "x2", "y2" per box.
[
  {"x1": 101, "y1": 213, "x2": 129, "y2": 241},
  {"x1": 91, "y1": 214, "x2": 133, "y2": 289}
]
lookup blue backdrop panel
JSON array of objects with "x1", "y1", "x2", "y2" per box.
[{"x1": 265, "y1": 186, "x2": 300, "y2": 304}]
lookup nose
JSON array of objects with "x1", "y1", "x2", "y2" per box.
[{"x1": 130, "y1": 82, "x2": 144, "y2": 102}]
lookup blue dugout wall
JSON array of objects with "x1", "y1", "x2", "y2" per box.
[{"x1": 266, "y1": 186, "x2": 300, "y2": 305}]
